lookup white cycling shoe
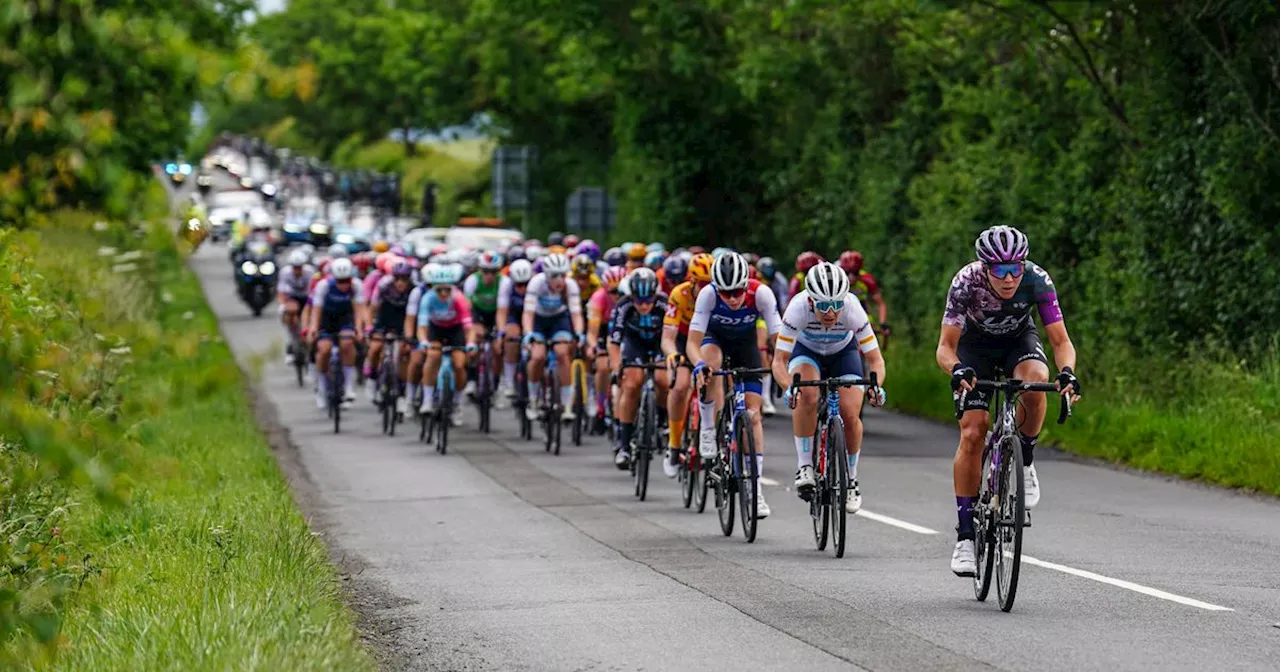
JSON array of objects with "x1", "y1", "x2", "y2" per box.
[
  {"x1": 315, "y1": 391, "x2": 327, "y2": 409},
  {"x1": 1024, "y1": 464, "x2": 1041, "y2": 508},
  {"x1": 846, "y1": 480, "x2": 863, "y2": 513},
  {"x1": 395, "y1": 397, "x2": 407, "y2": 416},
  {"x1": 754, "y1": 490, "x2": 771, "y2": 519},
  {"x1": 794, "y1": 465, "x2": 816, "y2": 492},
  {"x1": 560, "y1": 407, "x2": 576, "y2": 422},
  {"x1": 525, "y1": 407, "x2": 539, "y2": 422},
  {"x1": 698, "y1": 428, "x2": 718, "y2": 459},
  {"x1": 662, "y1": 450, "x2": 680, "y2": 478},
  {"x1": 762, "y1": 397, "x2": 777, "y2": 417},
  {"x1": 951, "y1": 540, "x2": 977, "y2": 577}
]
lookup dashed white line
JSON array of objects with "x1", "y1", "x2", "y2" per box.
[
  {"x1": 1020, "y1": 555, "x2": 1234, "y2": 612},
  {"x1": 855, "y1": 510, "x2": 940, "y2": 535},
  {"x1": 759, "y1": 477, "x2": 780, "y2": 487}
]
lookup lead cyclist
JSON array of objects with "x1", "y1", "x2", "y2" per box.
[{"x1": 936, "y1": 225, "x2": 1082, "y2": 577}]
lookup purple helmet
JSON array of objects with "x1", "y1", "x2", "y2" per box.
[
  {"x1": 974, "y1": 225, "x2": 1029, "y2": 263},
  {"x1": 391, "y1": 261, "x2": 413, "y2": 277},
  {"x1": 576, "y1": 239, "x2": 601, "y2": 262},
  {"x1": 390, "y1": 244, "x2": 408, "y2": 256}
]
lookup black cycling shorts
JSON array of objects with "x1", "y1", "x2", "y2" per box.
[
  {"x1": 619, "y1": 334, "x2": 662, "y2": 364},
  {"x1": 427, "y1": 323, "x2": 467, "y2": 348},
  {"x1": 702, "y1": 329, "x2": 764, "y2": 392},
  {"x1": 474, "y1": 308, "x2": 497, "y2": 332},
  {"x1": 957, "y1": 328, "x2": 1048, "y2": 412}
]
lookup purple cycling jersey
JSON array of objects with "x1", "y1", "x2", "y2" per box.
[{"x1": 942, "y1": 261, "x2": 1062, "y2": 338}]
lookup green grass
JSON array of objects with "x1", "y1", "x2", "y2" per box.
[
  {"x1": 2, "y1": 206, "x2": 373, "y2": 670},
  {"x1": 883, "y1": 342, "x2": 1280, "y2": 495}
]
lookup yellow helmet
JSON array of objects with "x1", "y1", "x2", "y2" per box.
[
  {"x1": 626, "y1": 243, "x2": 647, "y2": 261},
  {"x1": 548, "y1": 244, "x2": 568, "y2": 255},
  {"x1": 372, "y1": 240, "x2": 390, "y2": 253},
  {"x1": 688, "y1": 253, "x2": 714, "y2": 283}
]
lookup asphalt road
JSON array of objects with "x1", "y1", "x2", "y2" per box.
[{"x1": 181, "y1": 176, "x2": 1280, "y2": 671}]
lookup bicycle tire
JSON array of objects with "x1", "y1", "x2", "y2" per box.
[
  {"x1": 715, "y1": 405, "x2": 735, "y2": 535},
  {"x1": 695, "y1": 466, "x2": 709, "y2": 513},
  {"x1": 331, "y1": 368, "x2": 342, "y2": 435},
  {"x1": 812, "y1": 426, "x2": 829, "y2": 551},
  {"x1": 571, "y1": 361, "x2": 586, "y2": 446},
  {"x1": 995, "y1": 435, "x2": 1024, "y2": 612},
  {"x1": 437, "y1": 379, "x2": 452, "y2": 455},
  {"x1": 637, "y1": 387, "x2": 653, "y2": 501},
  {"x1": 738, "y1": 412, "x2": 759, "y2": 543},
  {"x1": 973, "y1": 433, "x2": 996, "y2": 601},
  {"x1": 295, "y1": 355, "x2": 305, "y2": 387},
  {"x1": 828, "y1": 418, "x2": 849, "y2": 558}
]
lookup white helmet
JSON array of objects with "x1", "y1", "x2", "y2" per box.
[
  {"x1": 509, "y1": 259, "x2": 534, "y2": 284},
  {"x1": 330, "y1": 258, "x2": 355, "y2": 280},
  {"x1": 327, "y1": 243, "x2": 349, "y2": 259},
  {"x1": 974, "y1": 225, "x2": 1029, "y2": 264},
  {"x1": 421, "y1": 262, "x2": 440, "y2": 281},
  {"x1": 525, "y1": 245, "x2": 546, "y2": 261},
  {"x1": 542, "y1": 253, "x2": 571, "y2": 276},
  {"x1": 804, "y1": 262, "x2": 849, "y2": 303},
  {"x1": 427, "y1": 264, "x2": 455, "y2": 286},
  {"x1": 288, "y1": 249, "x2": 309, "y2": 266},
  {"x1": 710, "y1": 252, "x2": 749, "y2": 291}
]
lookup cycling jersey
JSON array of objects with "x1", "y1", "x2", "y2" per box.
[
  {"x1": 522, "y1": 273, "x2": 582, "y2": 317},
  {"x1": 362, "y1": 269, "x2": 384, "y2": 301},
  {"x1": 310, "y1": 276, "x2": 366, "y2": 336},
  {"x1": 587, "y1": 287, "x2": 616, "y2": 331},
  {"x1": 503, "y1": 281, "x2": 527, "y2": 325},
  {"x1": 849, "y1": 270, "x2": 881, "y2": 310},
  {"x1": 573, "y1": 273, "x2": 602, "y2": 305},
  {"x1": 942, "y1": 261, "x2": 1061, "y2": 338},
  {"x1": 688, "y1": 279, "x2": 782, "y2": 339},
  {"x1": 609, "y1": 295, "x2": 669, "y2": 346},
  {"x1": 371, "y1": 275, "x2": 412, "y2": 332},
  {"x1": 279, "y1": 264, "x2": 314, "y2": 299},
  {"x1": 662, "y1": 281, "x2": 701, "y2": 335},
  {"x1": 463, "y1": 272, "x2": 505, "y2": 314},
  {"x1": 776, "y1": 290, "x2": 878, "y2": 357},
  {"x1": 417, "y1": 289, "x2": 473, "y2": 329}
]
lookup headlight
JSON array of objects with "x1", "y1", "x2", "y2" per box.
[
  {"x1": 335, "y1": 233, "x2": 354, "y2": 244},
  {"x1": 187, "y1": 218, "x2": 202, "y2": 231},
  {"x1": 240, "y1": 177, "x2": 254, "y2": 188},
  {"x1": 261, "y1": 184, "x2": 277, "y2": 196},
  {"x1": 309, "y1": 223, "x2": 330, "y2": 234},
  {"x1": 240, "y1": 261, "x2": 258, "y2": 275},
  {"x1": 179, "y1": 164, "x2": 192, "y2": 175},
  {"x1": 259, "y1": 261, "x2": 276, "y2": 275},
  {"x1": 165, "y1": 163, "x2": 177, "y2": 174},
  {"x1": 284, "y1": 222, "x2": 302, "y2": 233}
]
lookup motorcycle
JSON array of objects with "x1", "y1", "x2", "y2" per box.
[{"x1": 235, "y1": 241, "x2": 278, "y2": 317}]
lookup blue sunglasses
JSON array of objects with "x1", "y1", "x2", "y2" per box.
[
  {"x1": 987, "y1": 262, "x2": 1024, "y2": 280},
  {"x1": 813, "y1": 299, "x2": 844, "y2": 313}
]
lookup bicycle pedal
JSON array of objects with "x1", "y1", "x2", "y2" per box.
[{"x1": 1023, "y1": 511, "x2": 1032, "y2": 528}]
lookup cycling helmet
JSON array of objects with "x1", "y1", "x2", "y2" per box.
[
  {"x1": 375, "y1": 251, "x2": 395, "y2": 274},
  {"x1": 542, "y1": 252, "x2": 571, "y2": 276},
  {"x1": 576, "y1": 239, "x2": 601, "y2": 262},
  {"x1": 390, "y1": 243, "x2": 407, "y2": 256},
  {"x1": 603, "y1": 247, "x2": 626, "y2": 267},
  {"x1": 391, "y1": 261, "x2": 413, "y2": 278},
  {"x1": 572, "y1": 254, "x2": 595, "y2": 277},
  {"x1": 688, "y1": 253, "x2": 714, "y2": 283},
  {"x1": 330, "y1": 257, "x2": 355, "y2": 280},
  {"x1": 548, "y1": 231, "x2": 565, "y2": 246},
  {"x1": 662, "y1": 255, "x2": 688, "y2": 285},
  {"x1": 688, "y1": 245, "x2": 707, "y2": 255},
  {"x1": 711, "y1": 252, "x2": 750, "y2": 291},
  {"x1": 547, "y1": 244, "x2": 567, "y2": 256},
  {"x1": 509, "y1": 259, "x2": 534, "y2": 284},
  {"x1": 711, "y1": 246, "x2": 734, "y2": 259},
  {"x1": 975, "y1": 225, "x2": 1029, "y2": 263},
  {"x1": 414, "y1": 242, "x2": 433, "y2": 260},
  {"x1": 449, "y1": 262, "x2": 467, "y2": 283},
  {"x1": 288, "y1": 249, "x2": 309, "y2": 266},
  {"x1": 742, "y1": 252, "x2": 760, "y2": 266},
  {"x1": 327, "y1": 244, "x2": 349, "y2": 259},
  {"x1": 838, "y1": 250, "x2": 864, "y2": 275},
  {"x1": 756, "y1": 256, "x2": 777, "y2": 279},
  {"x1": 805, "y1": 262, "x2": 849, "y2": 303},
  {"x1": 563, "y1": 234, "x2": 581, "y2": 248},
  {"x1": 431, "y1": 243, "x2": 450, "y2": 257},
  {"x1": 372, "y1": 240, "x2": 390, "y2": 253},
  {"x1": 602, "y1": 266, "x2": 627, "y2": 290},
  {"x1": 507, "y1": 244, "x2": 526, "y2": 262},
  {"x1": 795, "y1": 250, "x2": 822, "y2": 274},
  {"x1": 629, "y1": 268, "x2": 659, "y2": 300},
  {"x1": 646, "y1": 242, "x2": 665, "y2": 253},
  {"x1": 525, "y1": 245, "x2": 546, "y2": 261},
  {"x1": 644, "y1": 250, "x2": 667, "y2": 269},
  {"x1": 478, "y1": 250, "x2": 503, "y2": 271},
  {"x1": 461, "y1": 249, "x2": 480, "y2": 271},
  {"x1": 625, "y1": 242, "x2": 647, "y2": 261},
  {"x1": 427, "y1": 264, "x2": 455, "y2": 286}
]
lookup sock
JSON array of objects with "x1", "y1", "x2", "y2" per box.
[
  {"x1": 754, "y1": 454, "x2": 764, "y2": 482},
  {"x1": 407, "y1": 382, "x2": 420, "y2": 403},
  {"x1": 669, "y1": 416, "x2": 685, "y2": 449},
  {"x1": 453, "y1": 388, "x2": 463, "y2": 410},
  {"x1": 529, "y1": 380, "x2": 542, "y2": 403},
  {"x1": 596, "y1": 391, "x2": 607, "y2": 416},
  {"x1": 1020, "y1": 433, "x2": 1038, "y2": 466},
  {"x1": 698, "y1": 399, "x2": 716, "y2": 431},
  {"x1": 343, "y1": 366, "x2": 356, "y2": 390},
  {"x1": 318, "y1": 373, "x2": 328, "y2": 394},
  {"x1": 619, "y1": 422, "x2": 635, "y2": 451},
  {"x1": 561, "y1": 385, "x2": 572, "y2": 407},
  {"x1": 363, "y1": 363, "x2": 373, "y2": 378},
  {"x1": 847, "y1": 452, "x2": 860, "y2": 481},
  {"x1": 762, "y1": 374, "x2": 773, "y2": 400},
  {"x1": 656, "y1": 406, "x2": 668, "y2": 427},
  {"x1": 423, "y1": 385, "x2": 435, "y2": 408},
  {"x1": 503, "y1": 362, "x2": 516, "y2": 388},
  {"x1": 956, "y1": 496, "x2": 977, "y2": 540},
  {"x1": 795, "y1": 435, "x2": 813, "y2": 468}
]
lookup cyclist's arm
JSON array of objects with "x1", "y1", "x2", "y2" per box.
[
  {"x1": 416, "y1": 295, "x2": 430, "y2": 344},
  {"x1": 936, "y1": 324, "x2": 963, "y2": 374},
  {"x1": 871, "y1": 292, "x2": 888, "y2": 326},
  {"x1": 494, "y1": 276, "x2": 511, "y2": 328},
  {"x1": 686, "y1": 285, "x2": 714, "y2": 366},
  {"x1": 772, "y1": 300, "x2": 802, "y2": 386},
  {"x1": 567, "y1": 279, "x2": 584, "y2": 335},
  {"x1": 307, "y1": 282, "x2": 325, "y2": 335},
  {"x1": 456, "y1": 295, "x2": 476, "y2": 346},
  {"x1": 521, "y1": 277, "x2": 540, "y2": 337},
  {"x1": 863, "y1": 348, "x2": 887, "y2": 386},
  {"x1": 353, "y1": 281, "x2": 370, "y2": 334},
  {"x1": 1044, "y1": 321, "x2": 1076, "y2": 373},
  {"x1": 586, "y1": 295, "x2": 603, "y2": 344}
]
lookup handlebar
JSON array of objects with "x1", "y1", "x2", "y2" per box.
[
  {"x1": 954, "y1": 378, "x2": 1073, "y2": 424},
  {"x1": 711, "y1": 367, "x2": 771, "y2": 377},
  {"x1": 790, "y1": 371, "x2": 879, "y2": 391},
  {"x1": 622, "y1": 360, "x2": 667, "y2": 371}
]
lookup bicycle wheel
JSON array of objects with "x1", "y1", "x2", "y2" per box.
[
  {"x1": 637, "y1": 388, "x2": 653, "y2": 501},
  {"x1": 331, "y1": 369, "x2": 342, "y2": 434},
  {"x1": 995, "y1": 434, "x2": 1025, "y2": 612},
  {"x1": 571, "y1": 361, "x2": 586, "y2": 446},
  {"x1": 827, "y1": 419, "x2": 849, "y2": 559},
  {"x1": 973, "y1": 434, "x2": 997, "y2": 602},
  {"x1": 715, "y1": 409, "x2": 735, "y2": 536},
  {"x1": 477, "y1": 357, "x2": 490, "y2": 434},
  {"x1": 437, "y1": 379, "x2": 452, "y2": 455},
  {"x1": 737, "y1": 412, "x2": 759, "y2": 543},
  {"x1": 811, "y1": 427, "x2": 829, "y2": 551},
  {"x1": 294, "y1": 345, "x2": 306, "y2": 387}
]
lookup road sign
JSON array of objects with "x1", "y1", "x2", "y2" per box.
[
  {"x1": 492, "y1": 146, "x2": 534, "y2": 211},
  {"x1": 565, "y1": 187, "x2": 616, "y2": 233}
]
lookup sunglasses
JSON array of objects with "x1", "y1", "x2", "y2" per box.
[
  {"x1": 546, "y1": 272, "x2": 565, "y2": 281},
  {"x1": 718, "y1": 288, "x2": 746, "y2": 299},
  {"x1": 813, "y1": 299, "x2": 844, "y2": 313},
  {"x1": 434, "y1": 286, "x2": 452, "y2": 294},
  {"x1": 987, "y1": 262, "x2": 1024, "y2": 280},
  {"x1": 633, "y1": 296, "x2": 656, "y2": 305}
]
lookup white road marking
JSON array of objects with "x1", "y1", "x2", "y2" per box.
[
  {"x1": 855, "y1": 510, "x2": 940, "y2": 535},
  {"x1": 1020, "y1": 555, "x2": 1234, "y2": 612},
  {"x1": 759, "y1": 477, "x2": 780, "y2": 487}
]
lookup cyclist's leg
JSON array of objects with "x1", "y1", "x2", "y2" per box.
[
  {"x1": 449, "y1": 328, "x2": 468, "y2": 414},
  {"x1": 422, "y1": 326, "x2": 445, "y2": 412},
  {"x1": 666, "y1": 335, "x2": 690, "y2": 451},
  {"x1": 1007, "y1": 330, "x2": 1051, "y2": 466},
  {"x1": 407, "y1": 339, "x2": 426, "y2": 409},
  {"x1": 787, "y1": 344, "x2": 822, "y2": 479},
  {"x1": 830, "y1": 341, "x2": 868, "y2": 478},
  {"x1": 593, "y1": 337, "x2": 610, "y2": 419},
  {"x1": 502, "y1": 320, "x2": 522, "y2": 391},
  {"x1": 338, "y1": 329, "x2": 358, "y2": 397},
  {"x1": 696, "y1": 337, "x2": 725, "y2": 443},
  {"x1": 315, "y1": 335, "x2": 334, "y2": 401},
  {"x1": 954, "y1": 335, "x2": 996, "y2": 542},
  {"x1": 367, "y1": 331, "x2": 385, "y2": 380},
  {"x1": 550, "y1": 315, "x2": 574, "y2": 412},
  {"x1": 615, "y1": 337, "x2": 646, "y2": 451}
]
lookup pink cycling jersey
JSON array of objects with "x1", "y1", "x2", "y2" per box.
[{"x1": 417, "y1": 289, "x2": 474, "y2": 329}]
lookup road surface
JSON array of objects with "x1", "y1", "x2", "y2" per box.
[{"x1": 184, "y1": 178, "x2": 1280, "y2": 672}]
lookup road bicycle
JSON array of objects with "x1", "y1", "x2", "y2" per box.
[
  {"x1": 705, "y1": 365, "x2": 771, "y2": 543},
  {"x1": 420, "y1": 345, "x2": 463, "y2": 455},
  {"x1": 539, "y1": 339, "x2": 571, "y2": 455},
  {"x1": 789, "y1": 371, "x2": 880, "y2": 558},
  {"x1": 377, "y1": 333, "x2": 403, "y2": 436},
  {"x1": 512, "y1": 342, "x2": 533, "y2": 440},
  {"x1": 957, "y1": 377, "x2": 1072, "y2": 612},
  {"x1": 676, "y1": 364, "x2": 708, "y2": 513},
  {"x1": 473, "y1": 335, "x2": 497, "y2": 434},
  {"x1": 326, "y1": 342, "x2": 344, "y2": 434},
  {"x1": 622, "y1": 360, "x2": 666, "y2": 502},
  {"x1": 569, "y1": 351, "x2": 591, "y2": 446}
]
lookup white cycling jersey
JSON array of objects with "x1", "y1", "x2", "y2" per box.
[
  {"x1": 405, "y1": 285, "x2": 424, "y2": 317},
  {"x1": 279, "y1": 264, "x2": 314, "y2": 298},
  {"x1": 776, "y1": 290, "x2": 879, "y2": 356},
  {"x1": 522, "y1": 273, "x2": 581, "y2": 317}
]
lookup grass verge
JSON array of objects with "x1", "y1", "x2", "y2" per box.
[
  {"x1": 1, "y1": 198, "x2": 373, "y2": 670},
  {"x1": 883, "y1": 341, "x2": 1280, "y2": 495}
]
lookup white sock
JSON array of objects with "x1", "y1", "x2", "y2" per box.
[
  {"x1": 698, "y1": 400, "x2": 716, "y2": 431},
  {"x1": 343, "y1": 366, "x2": 356, "y2": 390},
  {"x1": 453, "y1": 388, "x2": 463, "y2": 409},
  {"x1": 503, "y1": 362, "x2": 516, "y2": 387},
  {"x1": 762, "y1": 374, "x2": 773, "y2": 398},
  {"x1": 795, "y1": 435, "x2": 812, "y2": 468},
  {"x1": 318, "y1": 374, "x2": 328, "y2": 394},
  {"x1": 530, "y1": 380, "x2": 542, "y2": 402},
  {"x1": 423, "y1": 385, "x2": 435, "y2": 408},
  {"x1": 754, "y1": 454, "x2": 764, "y2": 482},
  {"x1": 848, "y1": 452, "x2": 859, "y2": 481},
  {"x1": 407, "y1": 382, "x2": 420, "y2": 402},
  {"x1": 561, "y1": 385, "x2": 572, "y2": 406}
]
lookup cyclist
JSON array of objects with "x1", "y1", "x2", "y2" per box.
[
  {"x1": 278, "y1": 248, "x2": 314, "y2": 366},
  {"x1": 838, "y1": 250, "x2": 889, "y2": 335},
  {"x1": 659, "y1": 255, "x2": 688, "y2": 296},
  {"x1": 496, "y1": 259, "x2": 534, "y2": 397},
  {"x1": 788, "y1": 251, "x2": 823, "y2": 301},
  {"x1": 609, "y1": 268, "x2": 670, "y2": 469},
  {"x1": 625, "y1": 243, "x2": 647, "y2": 271},
  {"x1": 367, "y1": 261, "x2": 415, "y2": 414},
  {"x1": 571, "y1": 254, "x2": 603, "y2": 308},
  {"x1": 521, "y1": 253, "x2": 585, "y2": 422},
  {"x1": 463, "y1": 251, "x2": 508, "y2": 396},
  {"x1": 308, "y1": 258, "x2": 367, "y2": 409},
  {"x1": 587, "y1": 267, "x2": 626, "y2": 434},
  {"x1": 416, "y1": 263, "x2": 476, "y2": 427},
  {"x1": 660, "y1": 252, "x2": 713, "y2": 477},
  {"x1": 756, "y1": 256, "x2": 789, "y2": 310},
  {"x1": 688, "y1": 252, "x2": 782, "y2": 518},
  {"x1": 644, "y1": 250, "x2": 666, "y2": 272},
  {"x1": 404, "y1": 262, "x2": 436, "y2": 412},
  {"x1": 938, "y1": 225, "x2": 1081, "y2": 577},
  {"x1": 603, "y1": 247, "x2": 626, "y2": 268},
  {"x1": 773, "y1": 262, "x2": 886, "y2": 513}
]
